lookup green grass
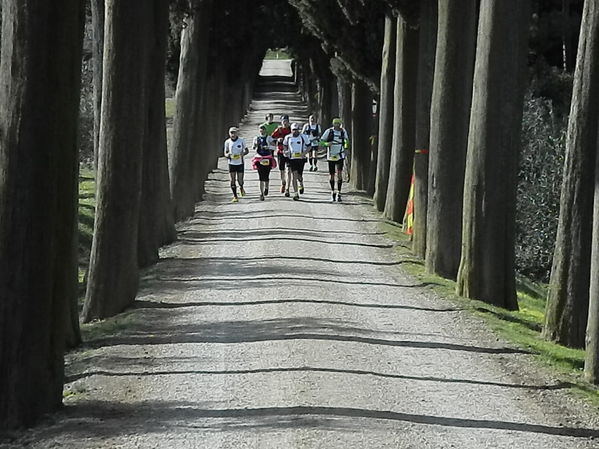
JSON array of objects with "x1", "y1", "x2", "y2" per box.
[
  {"x1": 78, "y1": 168, "x2": 96, "y2": 291},
  {"x1": 380, "y1": 220, "x2": 599, "y2": 406},
  {"x1": 165, "y1": 97, "x2": 176, "y2": 120},
  {"x1": 264, "y1": 48, "x2": 292, "y2": 60}
]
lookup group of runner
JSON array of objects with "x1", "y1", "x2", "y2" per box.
[{"x1": 223, "y1": 114, "x2": 350, "y2": 203}]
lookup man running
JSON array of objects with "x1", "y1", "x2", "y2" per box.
[
  {"x1": 223, "y1": 126, "x2": 249, "y2": 202},
  {"x1": 283, "y1": 123, "x2": 310, "y2": 200},
  {"x1": 302, "y1": 114, "x2": 322, "y2": 171},
  {"x1": 320, "y1": 117, "x2": 350, "y2": 202},
  {"x1": 251, "y1": 124, "x2": 276, "y2": 201},
  {"x1": 271, "y1": 114, "x2": 292, "y2": 196},
  {"x1": 261, "y1": 113, "x2": 278, "y2": 138}
]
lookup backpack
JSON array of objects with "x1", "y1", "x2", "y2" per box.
[
  {"x1": 304, "y1": 124, "x2": 321, "y2": 138},
  {"x1": 326, "y1": 127, "x2": 345, "y2": 143}
]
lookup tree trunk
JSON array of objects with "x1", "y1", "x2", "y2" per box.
[
  {"x1": 169, "y1": 1, "x2": 210, "y2": 221},
  {"x1": 82, "y1": 1, "x2": 152, "y2": 322},
  {"x1": 412, "y1": 0, "x2": 437, "y2": 258},
  {"x1": 91, "y1": 0, "x2": 105, "y2": 170},
  {"x1": 546, "y1": 0, "x2": 599, "y2": 349},
  {"x1": 338, "y1": 79, "x2": 352, "y2": 126},
  {"x1": 374, "y1": 13, "x2": 396, "y2": 211},
  {"x1": 350, "y1": 80, "x2": 372, "y2": 191},
  {"x1": 456, "y1": 0, "x2": 531, "y2": 310},
  {"x1": 0, "y1": 0, "x2": 84, "y2": 429},
  {"x1": 138, "y1": 0, "x2": 176, "y2": 268},
  {"x1": 426, "y1": 0, "x2": 477, "y2": 279},
  {"x1": 384, "y1": 15, "x2": 419, "y2": 223}
]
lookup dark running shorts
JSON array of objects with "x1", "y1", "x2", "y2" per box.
[
  {"x1": 257, "y1": 164, "x2": 271, "y2": 182},
  {"x1": 289, "y1": 158, "x2": 306, "y2": 174},
  {"x1": 277, "y1": 154, "x2": 289, "y2": 171},
  {"x1": 229, "y1": 163, "x2": 244, "y2": 173},
  {"x1": 328, "y1": 159, "x2": 344, "y2": 175}
]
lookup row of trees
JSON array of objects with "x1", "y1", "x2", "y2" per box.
[
  {"x1": 0, "y1": 0, "x2": 596, "y2": 432},
  {"x1": 289, "y1": 0, "x2": 598, "y2": 386}
]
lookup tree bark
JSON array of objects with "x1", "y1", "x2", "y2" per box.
[
  {"x1": 425, "y1": 0, "x2": 477, "y2": 279},
  {"x1": 82, "y1": 1, "x2": 152, "y2": 322},
  {"x1": 350, "y1": 80, "x2": 372, "y2": 191},
  {"x1": 169, "y1": 1, "x2": 210, "y2": 221},
  {"x1": 412, "y1": 0, "x2": 437, "y2": 258},
  {"x1": 546, "y1": 0, "x2": 599, "y2": 349},
  {"x1": 584, "y1": 0, "x2": 599, "y2": 383},
  {"x1": 0, "y1": 0, "x2": 84, "y2": 429},
  {"x1": 373, "y1": 13, "x2": 396, "y2": 211},
  {"x1": 138, "y1": 0, "x2": 176, "y2": 268},
  {"x1": 384, "y1": 15, "x2": 419, "y2": 223},
  {"x1": 338, "y1": 79, "x2": 352, "y2": 126},
  {"x1": 456, "y1": 0, "x2": 531, "y2": 310},
  {"x1": 91, "y1": 0, "x2": 105, "y2": 170}
]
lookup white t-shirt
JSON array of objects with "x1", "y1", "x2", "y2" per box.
[
  {"x1": 283, "y1": 133, "x2": 310, "y2": 159},
  {"x1": 302, "y1": 123, "x2": 321, "y2": 147},
  {"x1": 321, "y1": 127, "x2": 349, "y2": 161},
  {"x1": 224, "y1": 137, "x2": 246, "y2": 165}
]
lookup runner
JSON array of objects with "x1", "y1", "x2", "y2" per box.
[
  {"x1": 320, "y1": 117, "x2": 350, "y2": 202},
  {"x1": 223, "y1": 126, "x2": 249, "y2": 202},
  {"x1": 283, "y1": 123, "x2": 310, "y2": 201},
  {"x1": 302, "y1": 114, "x2": 322, "y2": 171},
  {"x1": 271, "y1": 114, "x2": 292, "y2": 196},
  {"x1": 251, "y1": 124, "x2": 277, "y2": 201},
  {"x1": 261, "y1": 113, "x2": 278, "y2": 138}
]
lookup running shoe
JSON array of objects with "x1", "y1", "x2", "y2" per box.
[
  {"x1": 331, "y1": 192, "x2": 337, "y2": 202},
  {"x1": 264, "y1": 188, "x2": 269, "y2": 196},
  {"x1": 314, "y1": 166, "x2": 318, "y2": 171},
  {"x1": 260, "y1": 194, "x2": 265, "y2": 201},
  {"x1": 280, "y1": 184, "x2": 286, "y2": 193},
  {"x1": 285, "y1": 190, "x2": 290, "y2": 197},
  {"x1": 299, "y1": 186, "x2": 304, "y2": 195},
  {"x1": 337, "y1": 193, "x2": 342, "y2": 202},
  {"x1": 231, "y1": 196, "x2": 239, "y2": 203},
  {"x1": 293, "y1": 193, "x2": 300, "y2": 201},
  {"x1": 240, "y1": 187, "x2": 246, "y2": 197},
  {"x1": 309, "y1": 166, "x2": 314, "y2": 172}
]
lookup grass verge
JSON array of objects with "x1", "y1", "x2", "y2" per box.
[
  {"x1": 78, "y1": 167, "x2": 95, "y2": 293},
  {"x1": 380, "y1": 220, "x2": 599, "y2": 407}
]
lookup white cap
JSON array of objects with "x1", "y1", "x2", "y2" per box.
[
  {"x1": 228, "y1": 126, "x2": 239, "y2": 133},
  {"x1": 291, "y1": 123, "x2": 300, "y2": 130}
]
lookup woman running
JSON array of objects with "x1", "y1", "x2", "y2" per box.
[{"x1": 251, "y1": 124, "x2": 277, "y2": 201}]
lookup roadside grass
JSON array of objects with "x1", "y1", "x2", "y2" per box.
[
  {"x1": 78, "y1": 167, "x2": 95, "y2": 293},
  {"x1": 380, "y1": 220, "x2": 599, "y2": 407},
  {"x1": 264, "y1": 48, "x2": 291, "y2": 60},
  {"x1": 165, "y1": 97, "x2": 175, "y2": 119}
]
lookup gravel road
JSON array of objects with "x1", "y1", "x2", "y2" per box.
[{"x1": 4, "y1": 60, "x2": 599, "y2": 449}]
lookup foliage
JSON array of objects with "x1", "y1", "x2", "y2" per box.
[
  {"x1": 516, "y1": 92, "x2": 568, "y2": 282},
  {"x1": 78, "y1": 169, "x2": 96, "y2": 293},
  {"x1": 79, "y1": 15, "x2": 95, "y2": 166}
]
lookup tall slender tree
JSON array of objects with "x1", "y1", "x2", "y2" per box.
[
  {"x1": 350, "y1": 79, "x2": 372, "y2": 190},
  {"x1": 412, "y1": 0, "x2": 437, "y2": 258},
  {"x1": 373, "y1": 12, "x2": 397, "y2": 211},
  {"x1": 82, "y1": 0, "x2": 153, "y2": 321},
  {"x1": 0, "y1": 0, "x2": 84, "y2": 429},
  {"x1": 91, "y1": 0, "x2": 105, "y2": 170},
  {"x1": 384, "y1": 14, "x2": 419, "y2": 223},
  {"x1": 169, "y1": 0, "x2": 211, "y2": 221},
  {"x1": 546, "y1": 0, "x2": 599, "y2": 348},
  {"x1": 138, "y1": 0, "x2": 176, "y2": 268},
  {"x1": 425, "y1": 0, "x2": 477, "y2": 279},
  {"x1": 456, "y1": 0, "x2": 531, "y2": 309}
]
